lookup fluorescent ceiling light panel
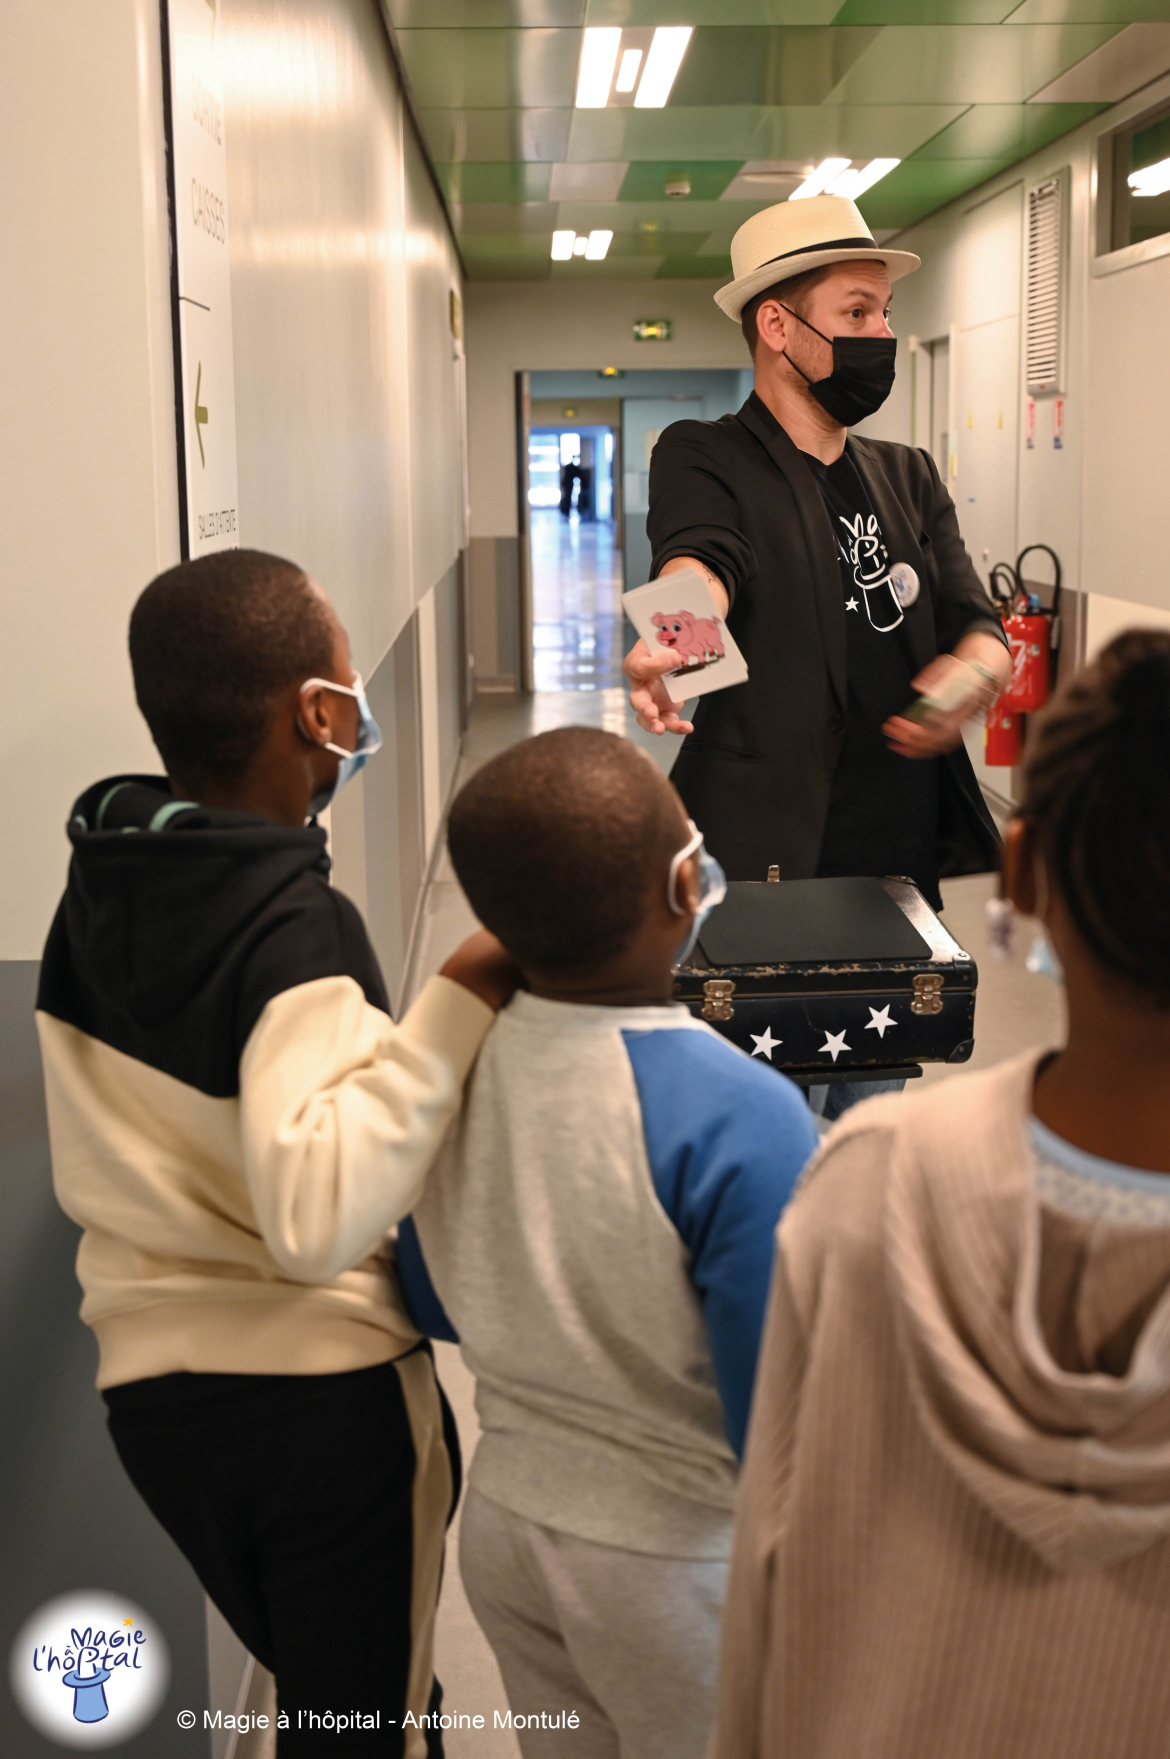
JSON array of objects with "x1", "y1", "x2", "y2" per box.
[
  {"x1": 634, "y1": 27, "x2": 692, "y2": 108},
  {"x1": 616, "y1": 48, "x2": 642, "y2": 93},
  {"x1": 790, "y1": 158, "x2": 850, "y2": 201},
  {"x1": 827, "y1": 158, "x2": 900, "y2": 199},
  {"x1": 585, "y1": 230, "x2": 613, "y2": 260},
  {"x1": 573, "y1": 236, "x2": 589, "y2": 255},
  {"x1": 1129, "y1": 156, "x2": 1170, "y2": 196},
  {"x1": 551, "y1": 229, "x2": 575, "y2": 260},
  {"x1": 576, "y1": 28, "x2": 622, "y2": 108}
]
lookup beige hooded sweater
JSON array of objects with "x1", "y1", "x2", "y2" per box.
[{"x1": 714, "y1": 1050, "x2": 1170, "y2": 1759}]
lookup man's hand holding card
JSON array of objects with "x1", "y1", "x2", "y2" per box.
[{"x1": 622, "y1": 566, "x2": 749, "y2": 735}]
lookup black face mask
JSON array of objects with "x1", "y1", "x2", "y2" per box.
[{"x1": 779, "y1": 303, "x2": 897, "y2": 427}]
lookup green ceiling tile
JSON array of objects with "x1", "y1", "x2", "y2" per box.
[
  {"x1": 460, "y1": 230, "x2": 558, "y2": 261},
  {"x1": 824, "y1": 24, "x2": 1121, "y2": 104},
  {"x1": 585, "y1": 0, "x2": 842, "y2": 20},
  {"x1": 654, "y1": 253, "x2": 734, "y2": 277},
  {"x1": 855, "y1": 155, "x2": 1011, "y2": 225},
  {"x1": 833, "y1": 0, "x2": 1016, "y2": 19},
  {"x1": 1007, "y1": 1, "x2": 1170, "y2": 20},
  {"x1": 437, "y1": 162, "x2": 552, "y2": 203},
  {"x1": 416, "y1": 108, "x2": 572, "y2": 162},
  {"x1": 567, "y1": 105, "x2": 773, "y2": 160},
  {"x1": 746, "y1": 103, "x2": 969, "y2": 158},
  {"x1": 602, "y1": 198, "x2": 753, "y2": 229},
  {"x1": 912, "y1": 98, "x2": 1106, "y2": 156},
  {"x1": 669, "y1": 26, "x2": 880, "y2": 105},
  {"x1": 618, "y1": 161, "x2": 745, "y2": 200},
  {"x1": 550, "y1": 252, "x2": 667, "y2": 276},
  {"x1": 467, "y1": 257, "x2": 553, "y2": 280},
  {"x1": 394, "y1": 28, "x2": 581, "y2": 109},
  {"x1": 554, "y1": 199, "x2": 730, "y2": 232},
  {"x1": 387, "y1": 0, "x2": 584, "y2": 21},
  {"x1": 589, "y1": 228, "x2": 713, "y2": 255},
  {"x1": 454, "y1": 202, "x2": 562, "y2": 233}
]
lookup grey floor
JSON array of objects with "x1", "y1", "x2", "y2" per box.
[
  {"x1": 408, "y1": 689, "x2": 1066, "y2": 1756},
  {"x1": 530, "y1": 512, "x2": 625, "y2": 693}
]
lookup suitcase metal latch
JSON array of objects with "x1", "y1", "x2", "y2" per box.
[
  {"x1": 702, "y1": 979, "x2": 736, "y2": 1021},
  {"x1": 911, "y1": 972, "x2": 944, "y2": 1015}
]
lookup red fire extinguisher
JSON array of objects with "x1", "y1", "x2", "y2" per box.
[
  {"x1": 985, "y1": 701, "x2": 1025, "y2": 766},
  {"x1": 1000, "y1": 596, "x2": 1050, "y2": 713},
  {"x1": 984, "y1": 547, "x2": 1061, "y2": 766}
]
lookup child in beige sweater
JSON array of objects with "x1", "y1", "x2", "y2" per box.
[{"x1": 715, "y1": 630, "x2": 1170, "y2": 1759}]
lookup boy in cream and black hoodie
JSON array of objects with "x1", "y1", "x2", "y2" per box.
[{"x1": 36, "y1": 549, "x2": 513, "y2": 1757}]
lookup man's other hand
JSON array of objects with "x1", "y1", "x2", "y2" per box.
[
  {"x1": 624, "y1": 641, "x2": 695, "y2": 737},
  {"x1": 882, "y1": 653, "x2": 988, "y2": 759},
  {"x1": 440, "y1": 930, "x2": 522, "y2": 1012}
]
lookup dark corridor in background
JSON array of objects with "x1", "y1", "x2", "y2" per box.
[{"x1": 521, "y1": 369, "x2": 753, "y2": 692}]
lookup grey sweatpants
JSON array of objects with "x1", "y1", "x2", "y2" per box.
[{"x1": 459, "y1": 1487, "x2": 728, "y2": 1759}]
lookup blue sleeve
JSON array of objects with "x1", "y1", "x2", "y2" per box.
[
  {"x1": 622, "y1": 1027, "x2": 818, "y2": 1457},
  {"x1": 396, "y1": 1216, "x2": 459, "y2": 1344}
]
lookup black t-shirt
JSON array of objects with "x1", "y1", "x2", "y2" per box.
[{"x1": 803, "y1": 444, "x2": 941, "y2": 908}]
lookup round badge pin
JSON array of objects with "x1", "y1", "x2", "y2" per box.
[{"x1": 889, "y1": 563, "x2": 920, "y2": 608}]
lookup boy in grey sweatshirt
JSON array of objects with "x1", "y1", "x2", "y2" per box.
[{"x1": 399, "y1": 728, "x2": 817, "y2": 1759}]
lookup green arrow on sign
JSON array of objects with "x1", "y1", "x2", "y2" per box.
[{"x1": 194, "y1": 362, "x2": 208, "y2": 466}]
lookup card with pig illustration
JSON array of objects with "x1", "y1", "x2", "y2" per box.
[{"x1": 622, "y1": 567, "x2": 749, "y2": 704}]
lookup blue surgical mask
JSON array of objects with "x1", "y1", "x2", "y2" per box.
[
  {"x1": 1022, "y1": 847, "x2": 1064, "y2": 984},
  {"x1": 1025, "y1": 930, "x2": 1064, "y2": 985},
  {"x1": 301, "y1": 672, "x2": 384, "y2": 818},
  {"x1": 668, "y1": 819, "x2": 727, "y2": 968}
]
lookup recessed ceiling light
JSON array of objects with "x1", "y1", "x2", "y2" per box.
[
  {"x1": 634, "y1": 27, "x2": 692, "y2": 108},
  {"x1": 615, "y1": 47, "x2": 642, "y2": 93},
  {"x1": 585, "y1": 229, "x2": 613, "y2": 259},
  {"x1": 1130, "y1": 156, "x2": 1170, "y2": 195},
  {"x1": 576, "y1": 27, "x2": 622, "y2": 108},
  {"x1": 551, "y1": 229, "x2": 575, "y2": 260},
  {"x1": 789, "y1": 158, "x2": 851, "y2": 201},
  {"x1": 573, "y1": 236, "x2": 589, "y2": 255},
  {"x1": 827, "y1": 158, "x2": 900, "y2": 199}
]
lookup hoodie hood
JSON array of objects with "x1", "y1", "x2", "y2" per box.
[
  {"x1": 884, "y1": 1051, "x2": 1170, "y2": 1574},
  {"x1": 60, "y1": 774, "x2": 329, "y2": 1029}
]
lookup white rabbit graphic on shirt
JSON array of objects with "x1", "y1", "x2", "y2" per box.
[{"x1": 837, "y1": 511, "x2": 903, "y2": 633}]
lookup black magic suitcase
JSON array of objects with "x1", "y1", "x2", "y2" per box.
[{"x1": 673, "y1": 874, "x2": 977, "y2": 1089}]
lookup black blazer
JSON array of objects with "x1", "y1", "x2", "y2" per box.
[{"x1": 648, "y1": 393, "x2": 1004, "y2": 882}]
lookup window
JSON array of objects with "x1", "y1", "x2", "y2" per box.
[
  {"x1": 1096, "y1": 93, "x2": 1170, "y2": 270},
  {"x1": 1111, "y1": 105, "x2": 1170, "y2": 252}
]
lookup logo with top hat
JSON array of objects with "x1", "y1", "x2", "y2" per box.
[{"x1": 9, "y1": 1592, "x2": 170, "y2": 1748}]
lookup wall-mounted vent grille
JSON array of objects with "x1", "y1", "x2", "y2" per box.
[{"x1": 1026, "y1": 173, "x2": 1066, "y2": 395}]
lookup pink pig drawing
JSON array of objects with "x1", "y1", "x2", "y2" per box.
[{"x1": 651, "y1": 610, "x2": 725, "y2": 669}]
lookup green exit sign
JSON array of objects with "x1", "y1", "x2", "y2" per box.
[{"x1": 633, "y1": 319, "x2": 672, "y2": 341}]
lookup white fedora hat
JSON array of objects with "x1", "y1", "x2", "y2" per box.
[{"x1": 714, "y1": 194, "x2": 920, "y2": 321}]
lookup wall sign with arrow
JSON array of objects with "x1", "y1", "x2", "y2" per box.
[{"x1": 162, "y1": 0, "x2": 240, "y2": 558}]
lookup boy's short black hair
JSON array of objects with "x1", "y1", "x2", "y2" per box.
[
  {"x1": 129, "y1": 549, "x2": 334, "y2": 788},
  {"x1": 447, "y1": 728, "x2": 686, "y2": 975}
]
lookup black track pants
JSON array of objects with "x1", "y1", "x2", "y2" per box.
[{"x1": 104, "y1": 1352, "x2": 461, "y2": 1756}]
